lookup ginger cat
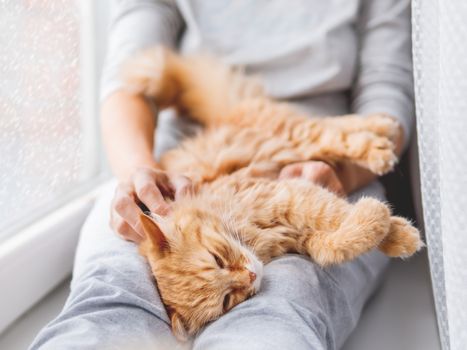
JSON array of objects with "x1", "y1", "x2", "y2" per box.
[{"x1": 121, "y1": 47, "x2": 423, "y2": 341}]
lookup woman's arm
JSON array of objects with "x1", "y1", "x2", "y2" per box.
[
  {"x1": 282, "y1": 0, "x2": 412, "y2": 195},
  {"x1": 102, "y1": 0, "x2": 184, "y2": 178},
  {"x1": 101, "y1": 0, "x2": 183, "y2": 102},
  {"x1": 102, "y1": 91, "x2": 192, "y2": 242},
  {"x1": 101, "y1": 1, "x2": 188, "y2": 242},
  {"x1": 102, "y1": 91, "x2": 158, "y2": 181},
  {"x1": 341, "y1": 0, "x2": 413, "y2": 193},
  {"x1": 351, "y1": 0, "x2": 414, "y2": 151}
]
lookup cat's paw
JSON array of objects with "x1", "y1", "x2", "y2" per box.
[
  {"x1": 307, "y1": 197, "x2": 391, "y2": 266},
  {"x1": 378, "y1": 216, "x2": 424, "y2": 258},
  {"x1": 346, "y1": 131, "x2": 398, "y2": 175},
  {"x1": 365, "y1": 137, "x2": 398, "y2": 175},
  {"x1": 364, "y1": 114, "x2": 401, "y2": 141}
]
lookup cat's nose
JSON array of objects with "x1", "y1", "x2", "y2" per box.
[{"x1": 249, "y1": 271, "x2": 256, "y2": 283}]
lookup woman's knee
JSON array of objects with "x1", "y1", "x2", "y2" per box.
[
  {"x1": 70, "y1": 182, "x2": 169, "y2": 323},
  {"x1": 193, "y1": 255, "x2": 333, "y2": 350},
  {"x1": 259, "y1": 254, "x2": 332, "y2": 301}
]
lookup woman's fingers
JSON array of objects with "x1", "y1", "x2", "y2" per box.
[
  {"x1": 278, "y1": 163, "x2": 303, "y2": 179},
  {"x1": 300, "y1": 162, "x2": 342, "y2": 194},
  {"x1": 112, "y1": 182, "x2": 146, "y2": 238},
  {"x1": 302, "y1": 162, "x2": 345, "y2": 196},
  {"x1": 110, "y1": 167, "x2": 193, "y2": 243},
  {"x1": 301, "y1": 162, "x2": 331, "y2": 183},
  {"x1": 279, "y1": 161, "x2": 345, "y2": 196},
  {"x1": 170, "y1": 174, "x2": 194, "y2": 200},
  {"x1": 132, "y1": 169, "x2": 171, "y2": 215},
  {"x1": 322, "y1": 174, "x2": 345, "y2": 196},
  {"x1": 110, "y1": 209, "x2": 143, "y2": 243}
]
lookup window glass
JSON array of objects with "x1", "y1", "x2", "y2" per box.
[{"x1": 0, "y1": 0, "x2": 98, "y2": 239}]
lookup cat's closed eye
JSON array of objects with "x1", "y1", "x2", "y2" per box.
[
  {"x1": 212, "y1": 253, "x2": 224, "y2": 268},
  {"x1": 223, "y1": 292, "x2": 231, "y2": 311}
]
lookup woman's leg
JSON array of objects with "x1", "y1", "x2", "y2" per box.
[
  {"x1": 29, "y1": 110, "x2": 197, "y2": 350},
  {"x1": 194, "y1": 181, "x2": 390, "y2": 350},
  {"x1": 28, "y1": 183, "x2": 187, "y2": 350}
]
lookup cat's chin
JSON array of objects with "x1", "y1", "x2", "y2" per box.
[{"x1": 244, "y1": 249, "x2": 264, "y2": 293}]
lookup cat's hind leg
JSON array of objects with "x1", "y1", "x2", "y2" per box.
[{"x1": 305, "y1": 197, "x2": 391, "y2": 266}]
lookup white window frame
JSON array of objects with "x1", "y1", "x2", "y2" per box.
[{"x1": 0, "y1": 0, "x2": 110, "y2": 333}]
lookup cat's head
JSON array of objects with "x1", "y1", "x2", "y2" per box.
[{"x1": 138, "y1": 210, "x2": 263, "y2": 341}]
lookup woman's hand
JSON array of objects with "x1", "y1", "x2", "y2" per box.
[
  {"x1": 110, "y1": 167, "x2": 193, "y2": 243},
  {"x1": 101, "y1": 92, "x2": 193, "y2": 243},
  {"x1": 279, "y1": 161, "x2": 345, "y2": 196}
]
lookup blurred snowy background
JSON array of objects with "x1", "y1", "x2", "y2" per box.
[{"x1": 0, "y1": 0, "x2": 84, "y2": 237}]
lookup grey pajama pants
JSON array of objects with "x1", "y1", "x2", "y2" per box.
[{"x1": 29, "y1": 114, "x2": 390, "y2": 350}]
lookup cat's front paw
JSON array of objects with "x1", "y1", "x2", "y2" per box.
[
  {"x1": 365, "y1": 114, "x2": 401, "y2": 141},
  {"x1": 378, "y1": 216, "x2": 424, "y2": 258},
  {"x1": 346, "y1": 131, "x2": 398, "y2": 175},
  {"x1": 366, "y1": 137, "x2": 398, "y2": 175}
]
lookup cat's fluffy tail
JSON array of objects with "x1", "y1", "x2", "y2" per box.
[{"x1": 121, "y1": 46, "x2": 266, "y2": 125}]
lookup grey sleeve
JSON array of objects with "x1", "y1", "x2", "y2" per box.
[
  {"x1": 100, "y1": 0, "x2": 183, "y2": 102},
  {"x1": 351, "y1": 0, "x2": 414, "y2": 150}
]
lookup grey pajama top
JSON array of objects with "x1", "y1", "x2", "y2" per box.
[{"x1": 101, "y1": 0, "x2": 414, "y2": 148}]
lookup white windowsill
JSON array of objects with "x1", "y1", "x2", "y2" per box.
[
  {"x1": 0, "y1": 182, "x2": 110, "y2": 334},
  {"x1": 0, "y1": 278, "x2": 71, "y2": 350}
]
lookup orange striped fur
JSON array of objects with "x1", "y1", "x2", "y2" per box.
[{"x1": 123, "y1": 47, "x2": 423, "y2": 341}]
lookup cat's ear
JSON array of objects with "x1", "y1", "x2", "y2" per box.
[
  {"x1": 139, "y1": 213, "x2": 170, "y2": 255},
  {"x1": 170, "y1": 311, "x2": 189, "y2": 342}
]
